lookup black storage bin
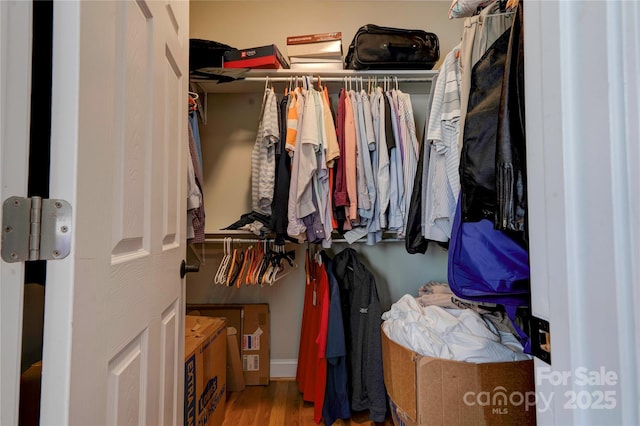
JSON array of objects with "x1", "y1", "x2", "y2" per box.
[{"x1": 189, "y1": 38, "x2": 236, "y2": 72}]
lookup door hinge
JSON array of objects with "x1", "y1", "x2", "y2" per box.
[
  {"x1": 2, "y1": 196, "x2": 72, "y2": 262},
  {"x1": 530, "y1": 315, "x2": 551, "y2": 365}
]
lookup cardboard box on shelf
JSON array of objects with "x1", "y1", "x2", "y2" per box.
[
  {"x1": 184, "y1": 315, "x2": 227, "y2": 426},
  {"x1": 286, "y1": 32, "x2": 343, "y2": 60},
  {"x1": 290, "y1": 62, "x2": 344, "y2": 71},
  {"x1": 381, "y1": 329, "x2": 536, "y2": 426},
  {"x1": 223, "y1": 44, "x2": 289, "y2": 69},
  {"x1": 286, "y1": 31, "x2": 342, "y2": 45},
  {"x1": 187, "y1": 304, "x2": 270, "y2": 386},
  {"x1": 289, "y1": 56, "x2": 343, "y2": 64},
  {"x1": 286, "y1": 39, "x2": 343, "y2": 59}
]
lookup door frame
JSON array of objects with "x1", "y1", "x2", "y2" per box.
[{"x1": 0, "y1": 1, "x2": 33, "y2": 425}]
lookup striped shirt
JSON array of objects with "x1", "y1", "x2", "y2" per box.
[
  {"x1": 251, "y1": 88, "x2": 279, "y2": 216},
  {"x1": 424, "y1": 47, "x2": 462, "y2": 241}
]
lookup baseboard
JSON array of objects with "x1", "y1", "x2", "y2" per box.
[{"x1": 270, "y1": 358, "x2": 297, "y2": 379}]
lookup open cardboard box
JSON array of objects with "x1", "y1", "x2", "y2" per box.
[
  {"x1": 381, "y1": 328, "x2": 536, "y2": 426},
  {"x1": 185, "y1": 315, "x2": 227, "y2": 426},
  {"x1": 187, "y1": 304, "x2": 270, "y2": 386}
]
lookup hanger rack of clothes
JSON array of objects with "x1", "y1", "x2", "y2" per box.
[
  {"x1": 241, "y1": 76, "x2": 435, "y2": 84},
  {"x1": 203, "y1": 234, "x2": 404, "y2": 244},
  {"x1": 190, "y1": 69, "x2": 438, "y2": 95},
  {"x1": 242, "y1": 72, "x2": 426, "y2": 249},
  {"x1": 208, "y1": 237, "x2": 298, "y2": 287}
]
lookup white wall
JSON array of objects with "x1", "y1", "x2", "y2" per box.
[
  {"x1": 187, "y1": 0, "x2": 464, "y2": 372},
  {"x1": 190, "y1": 1, "x2": 463, "y2": 70}
]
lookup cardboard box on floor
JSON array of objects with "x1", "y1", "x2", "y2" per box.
[
  {"x1": 186, "y1": 306, "x2": 245, "y2": 390},
  {"x1": 381, "y1": 328, "x2": 536, "y2": 426},
  {"x1": 187, "y1": 304, "x2": 270, "y2": 386},
  {"x1": 185, "y1": 315, "x2": 227, "y2": 426},
  {"x1": 225, "y1": 326, "x2": 245, "y2": 391}
]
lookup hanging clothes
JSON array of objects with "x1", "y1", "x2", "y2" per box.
[
  {"x1": 385, "y1": 91, "x2": 404, "y2": 232},
  {"x1": 495, "y1": 2, "x2": 527, "y2": 235},
  {"x1": 457, "y1": 1, "x2": 515, "y2": 164},
  {"x1": 270, "y1": 92, "x2": 291, "y2": 244},
  {"x1": 332, "y1": 248, "x2": 386, "y2": 423},
  {"x1": 296, "y1": 249, "x2": 330, "y2": 423},
  {"x1": 423, "y1": 44, "x2": 462, "y2": 242},
  {"x1": 366, "y1": 88, "x2": 383, "y2": 245},
  {"x1": 333, "y1": 88, "x2": 349, "y2": 232},
  {"x1": 322, "y1": 254, "x2": 351, "y2": 425},
  {"x1": 251, "y1": 87, "x2": 279, "y2": 216},
  {"x1": 351, "y1": 89, "x2": 374, "y2": 221},
  {"x1": 356, "y1": 89, "x2": 376, "y2": 222},
  {"x1": 374, "y1": 87, "x2": 391, "y2": 232},
  {"x1": 189, "y1": 108, "x2": 204, "y2": 172},
  {"x1": 287, "y1": 88, "x2": 307, "y2": 241},
  {"x1": 232, "y1": 79, "x2": 420, "y2": 247},
  {"x1": 343, "y1": 89, "x2": 359, "y2": 226},
  {"x1": 187, "y1": 115, "x2": 205, "y2": 244},
  {"x1": 396, "y1": 90, "x2": 420, "y2": 237},
  {"x1": 316, "y1": 88, "x2": 336, "y2": 248},
  {"x1": 406, "y1": 72, "x2": 438, "y2": 254},
  {"x1": 296, "y1": 87, "x2": 320, "y2": 220},
  {"x1": 460, "y1": 28, "x2": 511, "y2": 223},
  {"x1": 295, "y1": 86, "x2": 331, "y2": 246}
]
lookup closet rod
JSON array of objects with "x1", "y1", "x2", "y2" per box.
[
  {"x1": 203, "y1": 238, "x2": 281, "y2": 244},
  {"x1": 202, "y1": 237, "x2": 404, "y2": 244},
  {"x1": 242, "y1": 76, "x2": 433, "y2": 84},
  {"x1": 332, "y1": 238, "x2": 403, "y2": 243}
]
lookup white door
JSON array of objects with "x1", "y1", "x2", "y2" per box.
[
  {"x1": 40, "y1": 1, "x2": 189, "y2": 425},
  {"x1": 525, "y1": 1, "x2": 640, "y2": 425},
  {"x1": 0, "y1": 2, "x2": 33, "y2": 425}
]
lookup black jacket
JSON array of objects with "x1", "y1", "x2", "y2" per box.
[
  {"x1": 332, "y1": 248, "x2": 387, "y2": 422},
  {"x1": 496, "y1": 3, "x2": 527, "y2": 235},
  {"x1": 460, "y1": 27, "x2": 511, "y2": 224}
]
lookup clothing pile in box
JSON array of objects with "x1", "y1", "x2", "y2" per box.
[{"x1": 382, "y1": 282, "x2": 531, "y2": 363}]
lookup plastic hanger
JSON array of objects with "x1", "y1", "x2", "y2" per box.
[
  {"x1": 254, "y1": 241, "x2": 267, "y2": 286},
  {"x1": 305, "y1": 247, "x2": 311, "y2": 286},
  {"x1": 270, "y1": 245, "x2": 297, "y2": 284},
  {"x1": 226, "y1": 248, "x2": 238, "y2": 286},
  {"x1": 231, "y1": 249, "x2": 245, "y2": 288},
  {"x1": 213, "y1": 237, "x2": 231, "y2": 285},
  {"x1": 237, "y1": 245, "x2": 252, "y2": 286},
  {"x1": 248, "y1": 242, "x2": 262, "y2": 285}
]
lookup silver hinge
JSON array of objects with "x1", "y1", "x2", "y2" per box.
[{"x1": 2, "y1": 196, "x2": 72, "y2": 262}]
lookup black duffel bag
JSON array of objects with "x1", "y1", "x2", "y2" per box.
[{"x1": 345, "y1": 24, "x2": 439, "y2": 70}]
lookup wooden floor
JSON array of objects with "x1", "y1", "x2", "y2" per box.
[{"x1": 221, "y1": 379, "x2": 395, "y2": 426}]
